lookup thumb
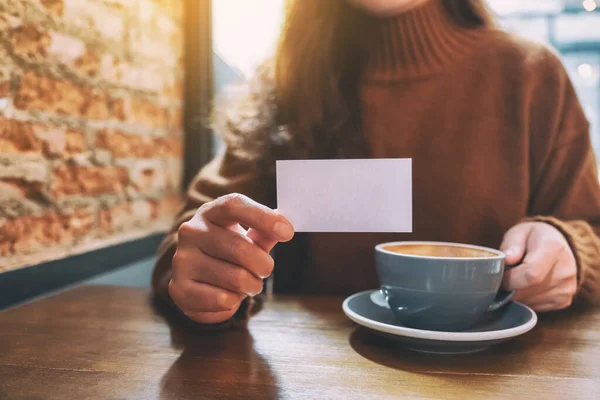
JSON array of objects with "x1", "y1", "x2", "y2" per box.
[{"x1": 500, "y1": 223, "x2": 534, "y2": 266}]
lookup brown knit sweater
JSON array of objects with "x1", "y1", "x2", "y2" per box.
[{"x1": 153, "y1": 0, "x2": 600, "y2": 325}]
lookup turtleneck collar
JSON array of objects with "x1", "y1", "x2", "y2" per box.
[{"x1": 363, "y1": 0, "x2": 488, "y2": 81}]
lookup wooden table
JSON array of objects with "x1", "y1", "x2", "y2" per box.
[{"x1": 1, "y1": 285, "x2": 599, "y2": 399}]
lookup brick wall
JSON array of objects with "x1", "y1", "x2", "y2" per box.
[{"x1": 0, "y1": 0, "x2": 184, "y2": 272}]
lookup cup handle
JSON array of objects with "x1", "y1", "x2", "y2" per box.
[{"x1": 487, "y1": 290, "x2": 514, "y2": 312}]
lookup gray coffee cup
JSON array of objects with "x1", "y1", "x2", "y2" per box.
[{"x1": 375, "y1": 241, "x2": 514, "y2": 332}]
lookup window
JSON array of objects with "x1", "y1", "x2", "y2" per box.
[
  {"x1": 488, "y1": 0, "x2": 600, "y2": 165},
  {"x1": 212, "y1": 0, "x2": 286, "y2": 153}
]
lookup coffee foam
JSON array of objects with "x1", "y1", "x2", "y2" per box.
[{"x1": 383, "y1": 244, "x2": 498, "y2": 258}]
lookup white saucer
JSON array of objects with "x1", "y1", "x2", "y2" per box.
[{"x1": 342, "y1": 290, "x2": 538, "y2": 354}]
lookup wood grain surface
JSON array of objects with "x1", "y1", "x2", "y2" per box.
[{"x1": 0, "y1": 285, "x2": 599, "y2": 399}]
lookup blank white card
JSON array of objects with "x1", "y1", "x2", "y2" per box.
[{"x1": 276, "y1": 159, "x2": 412, "y2": 232}]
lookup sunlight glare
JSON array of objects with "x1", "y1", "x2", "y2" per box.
[
  {"x1": 213, "y1": 0, "x2": 286, "y2": 77},
  {"x1": 583, "y1": 0, "x2": 598, "y2": 12}
]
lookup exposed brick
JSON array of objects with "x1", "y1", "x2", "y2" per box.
[
  {"x1": 73, "y1": 51, "x2": 102, "y2": 76},
  {"x1": 0, "y1": 178, "x2": 45, "y2": 202},
  {"x1": 96, "y1": 130, "x2": 181, "y2": 158},
  {"x1": 149, "y1": 199, "x2": 159, "y2": 220},
  {"x1": 131, "y1": 98, "x2": 169, "y2": 127},
  {"x1": 95, "y1": 130, "x2": 153, "y2": 158},
  {"x1": 129, "y1": 27, "x2": 181, "y2": 67},
  {"x1": 51, "y1": 165, "x2": 128, "y2": 197},
  {"x1": 110, "y1": 97, "x2": 126, "y2": 120},
  {"x1": 8, "y1": 24, "x2": 51, "y2": 58},
  {"x1": 155, "y1": 136, "x2": 182, "y2": 157},
  {"x1": 0, "y1": 0, "x2": 184, "y2": 269},
  {"x1": 27, "y1": 124, "x2": 87, "y2": 158},
  {"x1": 131, "y1": 161, "x2": 166, "y2": 193},
  {"x1": 85, "y1": 92, "x2": 110, "y2": 119},
  {"x1": 36, "y1": 126, "x2": 66, "y2": 157},
  {"x1": 35, "y1": 126, "x2": 63, "y2": 157},
  {"x1": 48, "y1": 32, "x2": 92, "y2": 72},
  {"x1": 98, "y1": 0, "x2": 132, "y2": 8},
  {"x1": 7, "y1": 25, "x2": 106, "y2": 78},
  {"x1": 129, "y1": 0, "x2": 181, "y2": 64},
  {"x1": 15, "y1": 72, "x2": 110, "y2": 119},
  {"x1": 0, "y1": 118, "x2": 44, "y2": 154},
  {"x1": 92, "y1": 149, "x2": 112, "y2": 166},
  {"x1": 0, "y1": 13, "x2": 11, "y2": 30},
  {"x1": 49, "y1": 32, "x2": 85, "y2": 60},
  {"x1": 113, "y1": 63, "x2": 170, "y2": 93},
  {"x1": 64, "y1": 129, "x2": 87, "y2": 154},
  {"x1": 99, "y1": 199, "x2": 157, "y2": 235},
  {"x1": 166, "y1": 79, "x2": 183, "y2": 99},
  {"x1": 131, "y1": 0, "x2": 180, "y2": 18},
  {"x1": 163, "y1": 157, "x2": 182, "y2": 191},
  {"x1": 101, "y1": 0, "x2": 135, "y2": 7},
  {"x1": 0, "y1": 179, "x2": 46, "y2": 218},
  {"x1": 116, "y1": 158, "x2": 166, "y2": 193},
  {"x1": 48, "y1": 33, "x2": 110, "y2": 79},
  {"x1": 167, "y1": 107, "x2": 182, "y2": 130},
  {"x1": 40, "y1": 0, "x2": 64, "y2": 16},
  {"x1": 0, "y1": 12, "x2": 20, "y2": 31},
  {"x1": 63, "y1": 0, "x2": 125, "y2": 42},
  {"x1": 113, "y1": 96, "x2": 169, "y2": 128},
  {"x1": 0, "y1": 154, "x2": 48, "y2": 182},
  {"x1": 158, "y1": 192, "x2": 182, "y2": 218},
  {"x1": 97, "y1": 54, "x2": 120, "y2": 82},
  {"x1": 132, "y1": 97, "x2": 169, "y2": 127},
  {"x1": 0, "y1": 66, "x2": 10, "y2": 99},
  {"x1": 0, "y1": 119, "x2": 86, "y2": 158},
  {"x1": 162, "y1": 0, "x2": 183, "y2": 23},
  {"x1": 0, "y1": 208, "x2": 94, "y2": 256}
]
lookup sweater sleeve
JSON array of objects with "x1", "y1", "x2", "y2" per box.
[
  {"x1": 151, "y1": 148, "x2": 274, "y2": 327},
  {"x1": 527, "y1": 135, "x2": 600, "y2": 305},
  {"x1": 526, "y1": 48, "x2": 600, "y2": 305}
]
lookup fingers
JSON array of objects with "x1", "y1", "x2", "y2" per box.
[
  {"x1": 503, "y1": 255, "x2": 557, "y2": 291},
  {"x1": 175, "y1": 247, "x2": 264, "y2": 296},
  {"x1": 201, "y1": 194, "x2": 294, "y2": 242},
  {"x1": 503, "y1": 251, "x2": 557, "y2": 291},
  {"x1": 170, "y1": 194, "x2": 293, "y2": 325},
  {"x1": 502, "y1": 236, "x2": 561, "y2": 291},
  {"x1": 169, "y1": 279, "x2": 245, "y2": 313},
  {"x1": 206, "y1": 223, "x2": 275, "y2": 278},
  {"x1": 513, "y1": 261, "x2": 577, "y2": 310},
  {"x1": 511, "y1": 276, "x2": 552, "y2": 303},
  {"x1": 524, "y1": 288, "x2": 575, "y2": 311},
  {"x1": 500, "y1": 223, "x2": 534, "y2": 265},
  {"x1": 179, "y1": 221, "x2": 275, "y2": 278},
  {"x1": 511, "y1": 267, "x2": 555, "y2": 303},
  {"x1": 501, "y1": 222, "x2": 578, "y2": 313}
]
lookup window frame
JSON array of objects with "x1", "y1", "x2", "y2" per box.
[{"x1": 183, "y1": 0, "x2": 215, "y2": 187}]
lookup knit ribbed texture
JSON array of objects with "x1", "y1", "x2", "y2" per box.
[{"x1": 365, "y1": 0, "x2": 486, "y2": 80}]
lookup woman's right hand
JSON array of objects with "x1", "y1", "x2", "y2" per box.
[{"x1": 169, "y1": 194, "x2": 295, "y2": 325}]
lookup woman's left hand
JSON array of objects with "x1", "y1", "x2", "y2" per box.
[{"x1": 500, "y1": 221, "x2": 577, "y2": 312}]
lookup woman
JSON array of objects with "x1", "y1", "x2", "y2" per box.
[{"x1": 153, "y1": 0, "x2": 600, "y2": 327}]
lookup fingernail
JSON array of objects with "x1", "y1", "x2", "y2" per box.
[
  {"x1": 505, "y1": 248, "x2": 516, "y2": 256},
  {"x1": 273, "y1": 222, "x2": 293, "y2": 239}
]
